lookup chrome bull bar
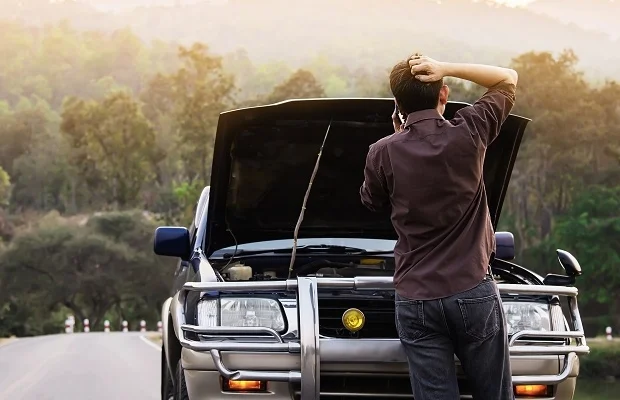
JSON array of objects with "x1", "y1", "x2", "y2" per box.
[{"x1": 172, "y1": 277, "x2": 589, "y2": 399}]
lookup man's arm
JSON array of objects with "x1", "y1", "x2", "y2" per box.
[
  {"x1": 360, "y1": 145, "x2": 390, "y2": 212},
  {"x1": 437, "y1": 63, "x2": 517, "y2": 89},
  {"x1": 409, "y1": 56, "x2": 517, "y2": 88},
  {"x1": 409, "y1": 56, "x2": 517, "y2": 146}
]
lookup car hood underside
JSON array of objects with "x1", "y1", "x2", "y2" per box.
[{"x1": 204, "y1": 98, "x2": 530, "y2": 256}]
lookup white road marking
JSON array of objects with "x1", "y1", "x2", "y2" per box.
[{"x1": 140, "y1": 335, "x2": 162, "y2": 351}]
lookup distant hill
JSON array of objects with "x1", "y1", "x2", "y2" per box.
[
  {"x1": 4, "y1": 0, "x2": 619, "y2": 81},
  {"x1": 528, "y1": 0, "x2": 620, "y2": 40}
]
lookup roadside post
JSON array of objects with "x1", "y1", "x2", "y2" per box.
[
  {"x1": 83, "y1": 318, "x2": 90, "y2": 333},
  {"x1": 140, "y1": 320, "x2": 146, "y2": 333},
  {"x1": 122, "y1": 320, "x2": 128, "y2": 332},
  {"x1": 157, "y1": 321, "x2": 163, "y2": 333},
  {"x1": 104, "y1": 320, "x2": 110, "y2": 333},
  {"x1": 606, "y1": 326, "x2": 612, "y2": 340}
]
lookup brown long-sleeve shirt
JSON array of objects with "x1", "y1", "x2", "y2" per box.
[{"x1": 360, "y1": 83, "x2": 516, "y2": 300}]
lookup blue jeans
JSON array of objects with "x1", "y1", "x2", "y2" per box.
[{"x1": 395, "y1": 275, "x2": 514, "y2": 400}]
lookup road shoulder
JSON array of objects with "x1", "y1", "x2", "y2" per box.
[{"x1": 0, "y1": 337, "x2": 18, "y2": 348}]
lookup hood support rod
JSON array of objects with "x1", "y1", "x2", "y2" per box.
[{"x1": 288, "y1": 121, "x2": 333, "y2": 279}]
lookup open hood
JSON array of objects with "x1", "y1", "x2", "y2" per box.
[{"x1": 204, "y1": 98, "x2": 530, "y2": 256}]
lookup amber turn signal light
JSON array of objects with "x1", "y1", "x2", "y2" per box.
[
  {"x1": 222, "y1": 378, "x2": 267, "y2": 392},
  {"x1": 514, "y1": 384, "x2": 551, "y2": 397}
]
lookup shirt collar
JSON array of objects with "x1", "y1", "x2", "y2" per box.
[{"x1": 404, "y1": 109, "x2": 444, "y2": 128}]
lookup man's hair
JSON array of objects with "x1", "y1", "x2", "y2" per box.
[{"x1": 389, "y1": 60, "x2": 443, "y2": 115}]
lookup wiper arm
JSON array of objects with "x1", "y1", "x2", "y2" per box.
[
  {"x1": 220, "y1": 248, "x2": 285, "y2": 258},
  {"x1": 279, "y1": 244, "x2": 388, "y2": 255}
]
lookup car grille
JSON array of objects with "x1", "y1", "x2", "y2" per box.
[
  {"x1": 291, "y1": 373, "x2": 472, "y2": 399},
  {"x1": 318, "y1": 295, "x2": 397, "y2": 339}
]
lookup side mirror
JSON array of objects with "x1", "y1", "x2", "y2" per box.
[
  {"x1": 495, "y1": 232, "x2": 515, "y2": 261},
  {"x1": 542, "y1": 249, "x2": 582, "y2": 286},
  {"x1": 557, "y1": 249, "x2": 582, "y2": 277},
  {"x1": 154, "y1": 227, "x2": 191, "y2": 261}
]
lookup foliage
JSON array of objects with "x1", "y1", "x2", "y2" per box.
[
  {"x1": 541, "y1": 186, "x2": 620, "y2": 328},
  {"x1": 267, "y1": 69, "x2": 326, "y2": 103},
  {"x1": 0, "y1": 167, "x2": 11, "y2": 208},
  {"x1": 142, "y1": 43, "x2": 235, "y2": 186},
  {"x1": 579, "y1": 340, "x2": 620, "y2": 379},
  {"x1": 0, "y1": 211, "x2": 170, "y2": 336},
  {"x1": 60, "y1": 91, "x2": 161, "y2": 208}
]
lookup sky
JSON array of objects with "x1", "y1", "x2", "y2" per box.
[
  {"x1": 492, "y1": 0, "x2": 536, "y2": 6},
  {"x1": 53, "y1": 0, "x2": 620, "y2": 41},
  {"x1": 85, "y1": 0, "x2": 539, "y2": 10}
]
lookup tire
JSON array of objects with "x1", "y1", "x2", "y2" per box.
[
  {"x1": 175, "y1": 358, "x2": 190, "y2": 400},
  {"x1": 161, "y1": 346, "x2": 175, "y2": 400}
]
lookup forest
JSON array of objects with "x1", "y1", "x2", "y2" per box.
[{"x1": 0, "y1": 20, "x2": 618, "y2": 336}]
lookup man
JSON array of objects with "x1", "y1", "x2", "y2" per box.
[{"x1": 359, "y1": 54, "x2": 518, "y2": 400}]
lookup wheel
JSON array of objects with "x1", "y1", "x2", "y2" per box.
[
  {"x1": 175, "y1": 358, "x2": 190, "y2": 400},
  {"x1": 161, "y1": 346, "x2": 174, "y2": 400}
]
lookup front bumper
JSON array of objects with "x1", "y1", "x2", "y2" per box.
[{"x1": 171, "y1": 277, "x2": 589, "y2": 399}]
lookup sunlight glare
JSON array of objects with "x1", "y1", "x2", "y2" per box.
[{"x1": 492, "y1": 0, "x2": 537, "y2": 7}]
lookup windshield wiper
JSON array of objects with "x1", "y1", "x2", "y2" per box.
[
  {"x1": 283, "y1": 244, "x2": 391, "y2": 255},
  {"x1": 220, "y1": 245, "x2": 393, "y2": 259}
]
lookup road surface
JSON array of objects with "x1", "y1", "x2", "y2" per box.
[{"x1": 0, "y1": 332, "x2": 161, "y2": 400}]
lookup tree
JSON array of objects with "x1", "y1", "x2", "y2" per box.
[
  {"x1": 142, "y1": 43, "x2": 235, "y2": 187},
  {"x1": 0, "y1": 211, "x2": 171, "y2": 334},
  {"x1": 545, "y1": 186, "x2": 620, "y2": 328},
  {"x1": 499, "y1": 50, "x2": 613, "y2": 257},
  {"x1": 0, "y1": 104, "x2": 52, "y2": 177},
  {"x1": 60, "y1": 91, "x2": 161, "y2": 208},
  {"x1": 266, "y1": 69, "x2": 325, "y2": 103},
  {"x1": 0, "y1": 167, "x2": 14, "y2": 243},
  {"x1": 0, "y1": 167, "x2": 10, "y2": 208}
]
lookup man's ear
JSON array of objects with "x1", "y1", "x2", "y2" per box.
[{"x1": 439, "y1": 85, "x2": 450, "y2": 106}]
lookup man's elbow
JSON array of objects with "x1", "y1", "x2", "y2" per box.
[
  {"x1": 360, "y1": 187, "x2": 379, "y2": 212},
  {"x1": 506, "y1": 68, "x2": 518, "y2": 86},
  {"x1": 361, "y1": 197, "x2": 378, "y2": 212},
  {"x1": 360, "y1": 192, "x2": 388, "y2": 212}
]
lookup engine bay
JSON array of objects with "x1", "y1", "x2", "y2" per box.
[
  {"x1": 216, "y1": 256, "x2": 394, "y2": 282},
  {"x1": 211, "y1": 255, "x2": 538, "y2": 285}
]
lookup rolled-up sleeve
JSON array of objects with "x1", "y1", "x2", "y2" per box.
[
  {"x1": 360, "y1": 144, "x2": 389, "y2": 212},
  {"x1": 454, "y1": 82, "x2": 516, "y2": 147}
]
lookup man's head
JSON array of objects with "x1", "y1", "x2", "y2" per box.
[{"x1": 389, "y1": 59, "x2": 449, "y2": 117}]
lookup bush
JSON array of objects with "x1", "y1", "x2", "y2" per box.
[{"x1": 580, "y1": 339, "x2": 620, "y2": 379}]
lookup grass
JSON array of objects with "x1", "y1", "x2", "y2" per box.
[
  {"x1": 576, "y1": 337, "x2": 620, "y2": 395},
  {"x1": 587, "y1": 337, "x2": 620, "y2": 346},
  {"x1": 574, "y1": 379, "x2": 620, "y2": 400},
  {"x1": 146, "y1": 332, "x2": 162, "y2": 346},
  {"x1": 0, "y1": 337, "x2": 17, "y2": 347}
]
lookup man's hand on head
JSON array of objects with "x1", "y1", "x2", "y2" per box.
[{"x1": 409, "y1": 55, "x2": 446, "y2": 83}]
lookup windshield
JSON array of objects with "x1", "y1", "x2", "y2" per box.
[{"x1": 210, "y1": 238, "x2": 397, "y2": 257}]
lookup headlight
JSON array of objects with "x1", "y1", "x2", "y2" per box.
[
  {"x1": 196, "y1": 297, "x2": 286, "y2": 332},
  {"x1": 502, "y1": 302, "x2": 551, "y2": 336}
]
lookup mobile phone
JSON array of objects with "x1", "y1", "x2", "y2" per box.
[{"x1": 394, "y1": 103, "x2": 403, "y2": 123}]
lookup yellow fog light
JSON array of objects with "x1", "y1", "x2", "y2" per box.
[
  {"x1": 514, "y1": 384, "x2": 551, "y2": 397},
  {"x1": 360, "y1": 258, "x2": 383, "y2": 265},
  {"x1": 222, "y1": 379, "x2": 266, "y2": 392},
  {"x1": 342, "y1": 308, "x2": 365, "y2": 332}
]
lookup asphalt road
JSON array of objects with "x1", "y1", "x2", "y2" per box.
[{"x1": 0, "y1": 332, "x2": 161, "y2": 400}]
